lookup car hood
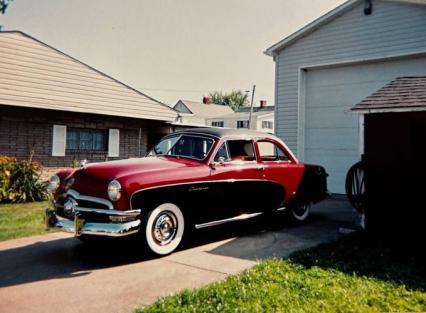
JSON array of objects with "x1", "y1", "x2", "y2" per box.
[
  {"x1": 63, "y1": 156, "x2": 206, "y2": 210},
  {"x1": 73, "y1": 157, "x2": 191, "y2": 183}
]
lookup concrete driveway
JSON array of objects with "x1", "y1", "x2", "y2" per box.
[{"x1": 0, "y1": 196, "x2": 357, "y2": 313}]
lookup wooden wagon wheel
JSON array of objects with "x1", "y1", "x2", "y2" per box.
[{"x1": 345, "y1": 161, "x2": 366, "y2": 214}]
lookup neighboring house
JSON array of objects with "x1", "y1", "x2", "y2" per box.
[
  {"x1": 0, "y1": 31, "x2": 178, "y2": 176},
  {"x1": 173, "y1": 99, "x2": 234, "y2": 127},
  {"x1": 207, "y1": 105, "x2": 275, "y2": 133},
  {"x1": 265, "y1": 0, "x2": 426, "y2": 193}
]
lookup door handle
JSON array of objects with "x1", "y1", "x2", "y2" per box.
[{"x1": 257, "y1": 166, "x2": 265, "y2": 172}]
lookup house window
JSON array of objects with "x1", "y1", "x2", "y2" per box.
[
  {"x1": 66, "y1": 128, "x2": 108, "y2": 151},
  {"x1": 237, "y1": 120, "x2": 249, "y2": 128},
  {"x1": 262, "y1": 121, "x2": 273, "y2": 129},
  {"x1": 211, "y1": 121, "x2": 224, "y2": 127}
]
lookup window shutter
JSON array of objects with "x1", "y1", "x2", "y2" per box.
[
  {"x1": 52, "y1": 125, "x2": 66, "y2": 156},
  {"x1": 108, "y1": 129, "x2": 120, "y2": 157}
]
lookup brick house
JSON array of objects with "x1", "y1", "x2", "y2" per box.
[{"x1": 0, "y1": 31, "x2": 178, "y2": 177}]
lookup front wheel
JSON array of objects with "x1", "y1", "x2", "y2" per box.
[
  {"x1": 290, "y1": 202, "x2": 311, "y2": 222},
  {"x1": 143, "y1": 203, "x2": 185, "y2": 255}
]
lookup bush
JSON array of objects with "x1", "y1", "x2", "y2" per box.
[
  {"x1": 0, "y1": 156, "x2": 16, "y2": 202},
  {"x1": 0, "y1": 156, "x2": 47, "y2": 203}
]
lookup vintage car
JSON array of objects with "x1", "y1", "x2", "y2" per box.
[{"x1": 45, "y1": 128, "x2": 328, "y2": 255}]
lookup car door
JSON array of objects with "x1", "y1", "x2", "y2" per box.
[
  {"x1": 206, "y1": 138, "x2": 273, "y2": 221},
  {"x1": 256, "y1": 139, "x2": 304, "y2": 207}
]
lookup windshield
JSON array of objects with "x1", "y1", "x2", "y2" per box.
[{"x1": 148, "y1": 135, "x2": 215, "y2": 161}]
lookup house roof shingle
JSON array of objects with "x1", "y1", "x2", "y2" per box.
[
  {"x1": 237, "y1": 106, "x2": 274, "y2": 113},
  {"x1": 175, "y1": 100, "x2": 234, "y2": 118},
  {"x1": 351, "y1": 76, "x2": 426, "y2": 112},
  {"x1": 0, "y1": 31, "x2": 178, "y2": 122}
]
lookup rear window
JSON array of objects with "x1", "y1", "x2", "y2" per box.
[{"x1": 257, "y1": 141, "x2": 289, "y2": 162}]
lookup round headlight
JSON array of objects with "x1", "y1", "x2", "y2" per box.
[
  {"x1": 108, "y1": 180, "x2": 122, "y2": 201},
  {"x1": 47, "y1": 175, "x2": 60, "y2": 193}
]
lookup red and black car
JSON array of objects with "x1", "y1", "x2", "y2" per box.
[{"x1": 45, "y1": 128, "x2": 328, "y2": 255}]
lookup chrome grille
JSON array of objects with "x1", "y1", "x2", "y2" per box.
[{"x1": 55, "y1": 189, "x2": 113, "y2": 219}]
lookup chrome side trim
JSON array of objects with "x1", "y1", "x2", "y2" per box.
[
  {"x1": 67, "y1": 189, "x2": 114, "y2": 210},
  {"x1": 276, "y1": 206, "x2": 287, "y2": 212},
  {"x1": 75, "y1": 207, "x2": 141, "y2": 216},
  {"x1": 195, "y1": 212, "x2": 263, "y2": 229}
]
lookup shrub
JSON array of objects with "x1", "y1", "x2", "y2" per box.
[
  {"x1": 0, "y1": 156, "x2": 16, "y2": 202},
  {"x1": 0, "y1": 156, "x2": 47, "y2": 203}
]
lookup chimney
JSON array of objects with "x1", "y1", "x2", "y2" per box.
[
  {"x1": 260, "y1": 100, "x2": 267, "y2": 108},
  {"x1": 202, "y1": 96, "x2": 210, "y2": 104}
]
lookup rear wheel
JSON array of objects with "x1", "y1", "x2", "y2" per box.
[
  {"x1": 143, "y1": 203, "x2": 185, "y2": 255},
  {"x1": 291, "y1": 202, "x2": 311, "y2": 222}
]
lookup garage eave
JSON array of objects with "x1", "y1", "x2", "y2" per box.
[
  {"x1": 351, "y1": 106, "x2": 426, "y2": 114},
  {"x1": 264, "y1": 0, "x2": 426, "y2": 57}
]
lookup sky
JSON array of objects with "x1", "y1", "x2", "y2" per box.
[{"x1": 1, "y1": 0, "x2": 345, "y2": 106}]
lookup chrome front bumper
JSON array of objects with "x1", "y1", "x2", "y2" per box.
[{"x1": 44, "y1": 208, "x2": 141, "y2": 237}]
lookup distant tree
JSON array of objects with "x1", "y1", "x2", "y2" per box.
[
  {"x1": 0, "y1": 0, "x2": 12, "y2": 14},
  {"x1": 0, "y1": 0, "x2": 13, "y2": 30},
  {"x1": 209, "y1": 90, "x2": 249, "y2": 111}
]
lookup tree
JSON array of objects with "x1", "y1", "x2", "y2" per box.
[
  {"x1": 0, "y1": 0, "x2": 12, "y2": 14},
  {"x1": 0, "y1": 0, "x2": 13, "y2": 30},
  {"x1": 209, "y1": 90, "x2": 249, "y2": 111}
]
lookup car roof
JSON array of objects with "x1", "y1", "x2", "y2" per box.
[{"x1": 171, "y1": 127, "x2": 277, "y2": 140}]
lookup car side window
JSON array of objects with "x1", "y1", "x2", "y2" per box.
[
  {"x1": 227, "y1": 140, "x2": 256, "y2": 162},
  {"x1": 257, "y1": 141, "x2": 289, "y2": 162},
  {"x1": 214, "y1": 143, "x2": 230, "y2": 162}
]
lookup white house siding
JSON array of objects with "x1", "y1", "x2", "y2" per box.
[
  {"x1": 207, "y1": 113, "x2": 274, "y2": 133},
  {"x1": 273, "y1": 0, "x2": 426, "y2": 192},
  {"x1": 207, "y1": 116, "x2": 247, "y2": 129},
  {"x1": 256, "y1": 115, "x2": 275, "y2": 133}
]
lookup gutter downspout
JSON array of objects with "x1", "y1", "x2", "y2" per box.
[{"x1": 138, "y1": 127, "x2": 142, "y2": 157}]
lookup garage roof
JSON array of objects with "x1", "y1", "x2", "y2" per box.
[
  {"x1": 0, "y1": 31, "x2": 178, "y2": 122},
  {"x1": 351, "y1": 76, "x2": 426, "y2": 113},
  {"x1": 264, "y1": 0, "x2": 426, "y2": 57}
]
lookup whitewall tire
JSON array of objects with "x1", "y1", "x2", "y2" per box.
[
  {"x1": 144, "y1": 203, "x2": 184, "y2": 255},
  {"x1": 291, "y1": 203, "x2": 311, "y2": 222}
]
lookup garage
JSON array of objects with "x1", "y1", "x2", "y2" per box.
[
  {"x1": 351, "y1": 76, "x2": 426, "y2": 232},
  {"x1": 265, "y1": 0, "x2": 426, "y2": 195},
  {"x1": 304, "y1": 56, "x2": 426, "y2": 193}
]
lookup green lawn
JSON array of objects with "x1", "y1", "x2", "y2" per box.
[
  {"x1": 138, "y1": 232, "x2": 426, "y2": 313},
  {"x1": 0, "y1": 201, "x2": 53, "y2": 241}
]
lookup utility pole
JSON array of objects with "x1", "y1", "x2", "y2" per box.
[{"x1": 248, "y1": 85, "x2": 256, "y2": 129}]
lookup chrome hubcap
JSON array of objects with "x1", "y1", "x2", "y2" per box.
[
  {"x1": 294, "y1": 203, "x2": 309, "y2": 217},
  {"x1": 152, "y1": 211, "x2": 178, "y2": 246}
]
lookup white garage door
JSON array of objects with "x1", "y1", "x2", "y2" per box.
[{"x1": 304, "y1": 56, "x2": 426, "y2": 194}]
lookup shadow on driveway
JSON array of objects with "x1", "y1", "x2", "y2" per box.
[{"x1": 0, "y1": 196, "x2": 357, "y2": 289}]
